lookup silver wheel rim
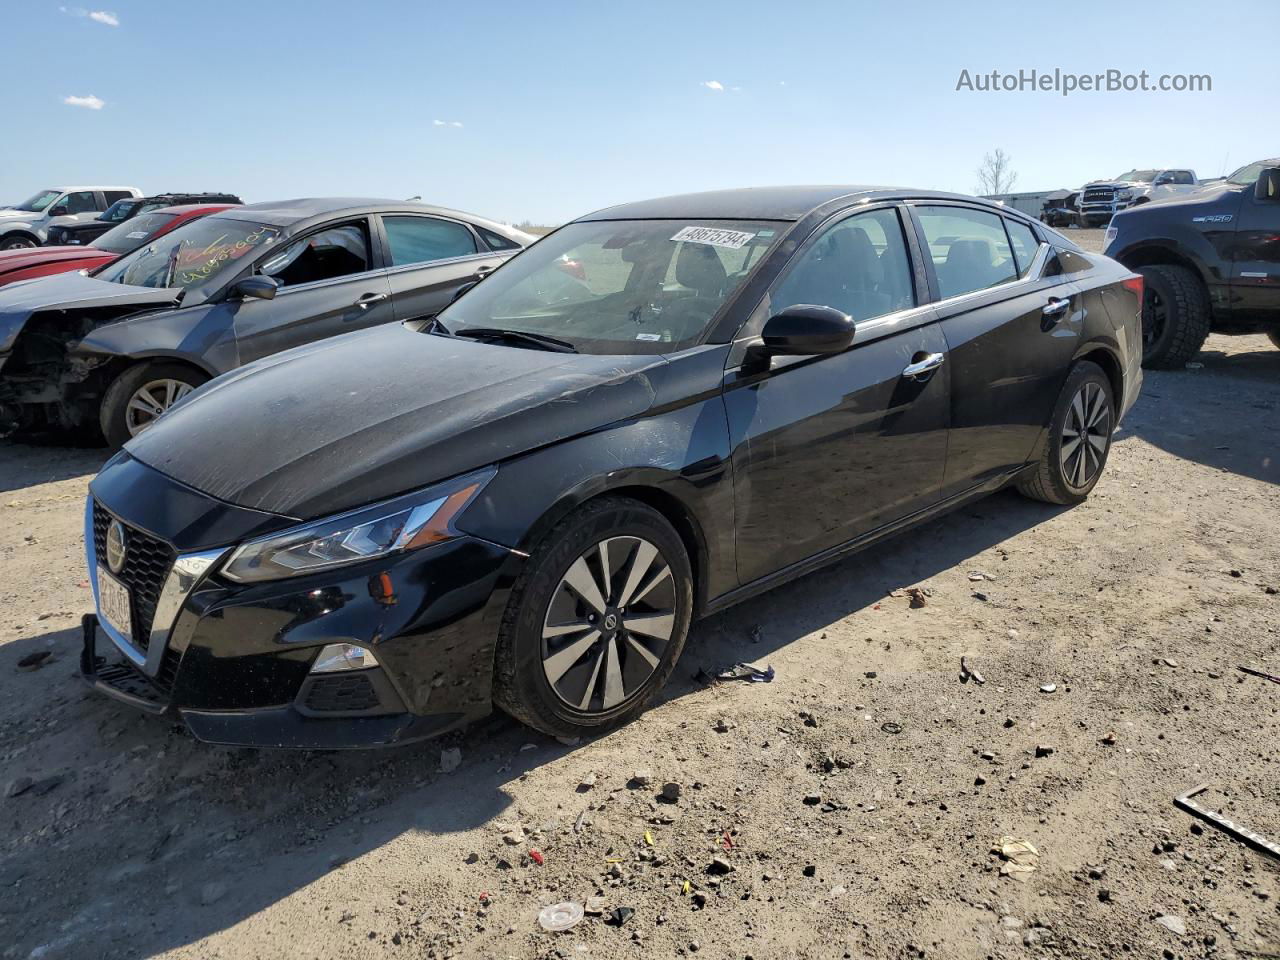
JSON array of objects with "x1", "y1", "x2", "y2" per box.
[
  {"x1": 124, "y1": 378, "x2": 195, "y2": 436},
  {"x1": 542, "y1": 535, "x2": 676, "y2": 713},
  {"x1": 1060, "y1": 381, "x2": 1111, "y2": 489}
]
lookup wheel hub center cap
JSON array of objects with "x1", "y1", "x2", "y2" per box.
[{"x1": 603, "y1": 613, "x2": 619, "y2": 631}]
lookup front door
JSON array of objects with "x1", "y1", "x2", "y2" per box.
[
  {"x1": 725, "y1": 205, "x2": 951, "y2": 585},
  {"x1": 232, "y1": 219, "x2": 395, "y2": 364},
  {"x1": 1229, "y1": 170, "x2": 1280, "y2": 322},
  {"x1": 909, "y1": 204, "x2": 1084, "y2": 496}
]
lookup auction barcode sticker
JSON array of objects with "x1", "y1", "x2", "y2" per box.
[{"x1": 670, "y1": 226, "x2": 755, "y2": 249}]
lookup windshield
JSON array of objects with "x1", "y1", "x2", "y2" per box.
[
  {"x1": 95, "y1": 216, "x2": 281, "y2": 290},
  {"x1": 101, "y1": 199, "x2": 142, "y2": 223},
  {"x1": 93, "y1": 212, "x2": 180, "y2": 255},
  {"x1": 1227, "y1": 161, "x2": 1268, "y2": 186},
  {"x1": 1115, "y1": 169, "x2": 1158, "y2": 183},
  {"x1": 15, "y1": 189, "x2": 60, "y2": 213},
  {"x1": 435, "y1": 219, "x2": 784, "y2": 355}
]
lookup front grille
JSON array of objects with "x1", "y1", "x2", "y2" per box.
[
  {"x1": 1083, "y1": 188, "x2": 1116, "y2": 204},
  {"x1": 305, "y1": 673, "x2": 381, "y2": 713},
  {"x1": 92, "y1": 501, "x2": 176, "y2": 654}
]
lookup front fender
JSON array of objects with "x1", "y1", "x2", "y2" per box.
[{"x1": 72, "y1": 302, "x2": 236, "y2": 376}]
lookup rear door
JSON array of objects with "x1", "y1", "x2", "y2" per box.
[
  {"x1": 1229, "y1": 170, "x2": 1280, "y2": 321},
  {"x1": 907, "y1": 204, "x2": 1084, "y2": 496},
  {"x1": 373, "y1": 214, "x2": 508, "y2": 321},
  {"x1": 231, "y1": 218, "x2": 394, "y2": 363},
  {"x1": 725, "y1": 204, "x2": 952, "y2": 585}
]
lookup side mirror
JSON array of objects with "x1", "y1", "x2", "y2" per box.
[
  {"x1": 1255, "y1": 168, "x2": 1280, "y2": 203},
  {"x1": 233, "y1": 276, "x2": 280, "y2": 301},
  {"x1": 49, "y1": 205, "x2": 69, "y2": 217},
  {"x1": 745, "y1": 304, "x2": 855, "y2": 368}
]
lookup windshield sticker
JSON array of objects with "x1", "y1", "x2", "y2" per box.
[
  {"x1": 635, "y1": 332, "x2": 662, "y2": 341},
  {"x1": 670, "y1": 226, "x2": 756, "y2": 249},
  {"x1": 126, "y1": 231, "x2": 148, "y2": 239}
]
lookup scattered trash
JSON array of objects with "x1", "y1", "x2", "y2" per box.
[
  {"x1": 584, "y1": 896, "x2": 607, "y2": 915},
  {"x1": 608, "y1": 906, "x2": 635, "y2": 927},
  {"x1": 720, "y1": 830, "x2": 734, "y2": 850},
  {"x1": 959, "y1": 657, "x2": 986, "y2": 685},
  {"x1": 1154, "y1": 915, "x2": 1186, "y2": 935},
  {"x1": 16, "y1": 651, "x2": 51, "y2": 672},
  {"x1": 880, "y1": 722, "x2": 903, "y2": 735},
  {"x1": 682, "y1": 880, "x2": 692, "y2": 895},
  {"x1": 529, "y1": 849, "x2": 544, "y2": 866},
  {"x1": 1238, "y1": 665, "x2": 1280, "y2": 686},
  {"x1": 1175, "y1": 784, "x2": 1280, "y2": 861},
  {"x1": 643, "y1": 830, "x2": 655, "y2": 846},
  {"x1": 438, "y1": 748, "x2": 462, "y2": 774},
  {"x1": 992, "y1": 837, "x2": 1040, "y2": 881},
  {"x1": 538, "y1": 901, "x2": 585, "y2": 933},
  {"x1": 1039, "y1": 683, "x2": 1057, "y2": 694},
  {"x1": 905, "y1": 587, "x2": 928, "y2": 609}
]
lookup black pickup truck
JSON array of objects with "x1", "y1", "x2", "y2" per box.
[{"x1": 1104, "y1": 158, "x2": 1280, "y2": 368}]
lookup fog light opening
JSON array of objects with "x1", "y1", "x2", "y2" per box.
[{"x1": 310, "y1": 643, "x2": 379, "y2": 674}]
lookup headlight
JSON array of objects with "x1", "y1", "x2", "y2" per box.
[
  {"x1": 220, "y1": 468, "x2": 493, "y2": 583},
  {"x1": 1117, "y1": 190, "x2": 1133, "y2": 200}
]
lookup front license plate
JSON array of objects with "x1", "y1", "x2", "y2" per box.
[{"x1": 96, "y1": 566, "x2": 133, "y2": 640}]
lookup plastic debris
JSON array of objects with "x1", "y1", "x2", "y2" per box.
[
  {"x1": 1039, "y1": 683, "x2": 1057, "y2": 694},
  {"x1": 643, "y1": 830, "x2": 655, "y2": 846},
  {"x1": 529, "y1": 849, "x2": 544, "y2": 866},
  {"x1": 584, "y1": 896, "x2": 606, "y2": 915},
  {"x1": 720, "y1": 830, "x2": 734, "y2": 850},
  {"x1": 992, "y1": 837, "x2": 1040, "y2": 881},
  {"x1": 682, "y1": 880, "x2": 692, "y2": 895},
  {"x1": 696, "y1": 661, "x2": 774, "y2": 685},
  {"x1": 960, "y1": 657, "x2": 986, "y2": 685},
  {"x1": 538, "y1": 901, "x2": 585, "y2": 932}
]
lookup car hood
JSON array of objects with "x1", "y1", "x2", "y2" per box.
[
  {"x1": 0, "y1": 209, "x2": 35, "y2": 223},
  {"x1": 125, "y1": 323, "x2": 668, "y2": 520},
  {"x1": 0, "y1": 245, "x2": 115, "y2": 276},
  {"x1": 0, "y1": 271, "x2": 181, "y2": 354}
]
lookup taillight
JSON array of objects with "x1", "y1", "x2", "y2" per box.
[{"x1": 1122, "y1": 275, "x2": 1144, "y2": 298}]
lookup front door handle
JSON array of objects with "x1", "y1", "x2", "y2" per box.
[
  {"x1": 355, "y1": 292, "x2": 389, "y2": 309},
  {"x1": 902, "y1": 352, "x2": 945, "y2": 380},
  {"x1": 1043, "y1": 297, "x2": 1071, "y2": 317}
]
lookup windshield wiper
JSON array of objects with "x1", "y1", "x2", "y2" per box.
[{"x1": 452, "y1": 327, "x2": 578, "y2": 353}]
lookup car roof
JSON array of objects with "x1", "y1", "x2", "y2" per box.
[
  {"x1": 150, "y1": 203, "x2": 239, "y2": 214},
  {"x1": 209, "y1": 197, "x2": 523, "y2": 236},
  {"x1": 53, "y1": 185, "x2": 140, "y2": 192},
  {"x1": 576, "y1": 186, "x2": 1028, "y2": 222}
]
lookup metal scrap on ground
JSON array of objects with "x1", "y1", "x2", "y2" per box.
[{"x1": 1174, "y1": 784, "x2": 1280, "y2": 861}]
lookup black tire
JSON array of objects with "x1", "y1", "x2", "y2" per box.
[
  {"x1": 0, "y1": 234, "x2": 37, "y2": 251},
  {"x1": 1267, "y1": 331, "x2": 1280, "y2": 351},
  {"x1": 1137, "y1": 264, "x2": 1211, "y2": 369},
  {"x1": 1016, "y1": 361, "x2": 1115, "y2": 506},
  {"x1": 492, "y1": 496, "x2": 693, "y2": 739},
  {"x1": 99, "y1": 361, "x2": 209, "y2": 449}
]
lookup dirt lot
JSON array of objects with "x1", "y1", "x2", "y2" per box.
[{"x1": 1, "y1": 231, "x2": 1278, "y2": 960}]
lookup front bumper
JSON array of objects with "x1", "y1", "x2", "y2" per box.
[{"x1": 82, "y1": 456, "x2": 524, "y2": 749}]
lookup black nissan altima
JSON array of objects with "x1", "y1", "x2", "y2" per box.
[{"x1": 81, "y1": 186, "x2": 1143, "y2": 748}]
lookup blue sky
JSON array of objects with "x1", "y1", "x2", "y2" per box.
[{"x1": 2, "y1": 0, "x2": 1274, "y2": 224}]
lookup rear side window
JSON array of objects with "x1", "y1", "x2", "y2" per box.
[
  {"x1": 1004, "y1": 219, "x2": 1041, "y2": 278},
  {"x1": 103, "y1": 190, "x2": 134, "y2": 205},
  {"x1": 772, "y1": 208, "x2": 916, "y2": 321},
  {"x1": 383, "y1": 216, "x2": 477, "y2": 266},
  {"x1": 915, "y1": 206, "x2": 1017, "y2": 299},
  {"x1": 478, "y1": 226, "x2": 522, "y2": 251},
  {"x1": 1044, "y1": 249, "x2": 1095, "y2": 277}
]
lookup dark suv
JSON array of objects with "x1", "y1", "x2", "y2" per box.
[
  {"x1": 1104, "y1": 157, "x2": 1280, "y2": 367},
  {"x1": 46, "y1": 193, "x2": 243, "y2": 247}
]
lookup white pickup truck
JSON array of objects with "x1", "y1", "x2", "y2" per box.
[
  {"x1": 0, "y1": 185, "x2": 142, "y2": 249},
  {"x1": 1077, "y1": 169, "x2": 1201, "y2": 227}
]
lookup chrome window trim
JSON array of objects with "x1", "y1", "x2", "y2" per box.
[
  {"x1": 927, "y1": 241, "x2": 1057, "y2": 312},
  {"x1": 84, "y1": 497, "x2": 228, "y2": 678},
  {"x1": 384, "y1": 251, "x2": 497, "y2": 278},
  {"x1": 269, "y1": 267, "x2": 390, "y2": 298}
]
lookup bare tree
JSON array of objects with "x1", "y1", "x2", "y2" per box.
[{"x1": 975, "y1": 148, "x2": 1018, "y2": 196}]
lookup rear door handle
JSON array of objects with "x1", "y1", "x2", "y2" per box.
[
  {"x1": 474, "y1": 264, "x2": 496, "y2": 279},
  {"x1": 1043, "y1": 297, "x2": 1071, "y2": 317},
  {"x1": 355, "y1": 292, "x2": 389, "y2": 309},
  {"x1": 902, "y1": 352, "x2": 945, "y2": 380}
]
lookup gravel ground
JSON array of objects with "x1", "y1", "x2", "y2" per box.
[{"x1": 1, "y1": 231, "x2": 1278, "y2": 960}]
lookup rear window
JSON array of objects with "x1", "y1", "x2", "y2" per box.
[{"x1": 94, "y1": 212, "x2": 180, "y2": 254}]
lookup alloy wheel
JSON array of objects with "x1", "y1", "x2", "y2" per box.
[
  {"x1": 124, "y1": 378, "x2": 195, "y2": 436},
  {"x1": 1, "y1": 238, "x2": 36, "y2": 250},
  {"x1": 1060, "y1": 381, "x2": 1111, "y2": 489},
  {"x1": 541, "y1": 535, "x2": 676, "y2": 713}
]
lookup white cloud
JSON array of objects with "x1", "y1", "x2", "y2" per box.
[
  {"x1": 433, "y1": 119, "x2": 445, "y2": 126},
  {"x1": 450, "y1": 121, "x2": 463, "y2": 128},
  {"x1": 434, "y1": 119, "x2": 463, "y2": 128},
  {"x1": 63, "y1": 94, "x2": 105, "y2": 110},
  {"x1": 779, "y1": 80, "x2": 787, "y2": 87},
  {"x1": 701, "y1": 80, "x2": 724, "y2": 92},
  {"x1": 89, "y1": 10, "x2": 120, "y2": 26}
]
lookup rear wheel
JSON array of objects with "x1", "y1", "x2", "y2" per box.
[
  {"x1": 1016, "y1": 361, "x2": 1115, "y2": 506},
  {"x1": 493, "y1": 496, "x2": 693, "y2": 739},
  {"x1": 1136, "y1": 264, "x2": 1211, "y2": 369},
  {"x1": 99, "y1": 361, "x2": 209, "y2": 448}
]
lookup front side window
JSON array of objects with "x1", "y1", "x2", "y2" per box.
[
  {"x1": 436, "y1": 218, "x2": 784, "y2": 355},
  {"x1": 771, "y1": 208, "x2": 916, "y2": 321},
  {"x1": 59, "y1": 191, "x2": 99, "y2": 215},
  {"x1": 93, "y1": 212, "x2": 179, "y2": 254},
  {"x1": 96, "y1": 216, "x2": 281, "y2": 291},
  {"x1": 915, "y1": 206, "x2": 1017, "y2": 299},
  {"x1": 1004, "y1": 219, "x2": 1041, "y2": 278},
  {"x1": 258, "y1": 224, "x2": 370, "y2": 288},
  {"x1": 383, "y1": 216, "x2": 477, "y2": 266}
]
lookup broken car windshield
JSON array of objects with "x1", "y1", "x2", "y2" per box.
[
  {"x1": 434, "y1": 219, "x2": 783, "y2": 355},
  {"x1": 95, "y1": 217, "x2": 281, "y2": 291}
]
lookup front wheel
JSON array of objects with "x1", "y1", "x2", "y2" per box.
[
  {"x1": 493, "y1": 496, "x2": 693, "y2": 739},
  {"x1": 99, "y1": 362, "x2": 209, "y2": 448},
  {"x1": 0, "y1": 235, "x2": 37, "y2": 251},
  {"x1": 1016, "y1": 361, "x2": 1115, "y2": 506}
]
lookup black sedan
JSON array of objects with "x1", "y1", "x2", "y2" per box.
[{"x1": 81, "y1": 186, "x2": 1143, "y2": 748}]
